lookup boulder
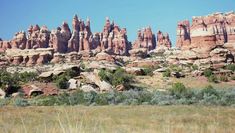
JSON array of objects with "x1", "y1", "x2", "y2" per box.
[
  {"x1": 81, "y1": 84, "x2": 98, "y2": 92},
  {"x1": 68, "y1": 79, "x2": 79, "y2": 89},
  {"x1": 99, "y1": 81, "x2": 112, "y2": 92},
  {"x1": 129, "y1": 48, "x2": 147, "y2": 58},
  {"x1": 0, "y1": 89, "x2": 6, "y2": 99},
  {"x1": 123, "y1": 67, "x2": 144, "y2": 75},
  {"x1": 96, "y1": 51, "x2": 115, "y2": 62}
]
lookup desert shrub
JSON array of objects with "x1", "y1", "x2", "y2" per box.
[
  {"x1": 220, "y1": 88, "x2": 235, "y2": 106},
  {"x1": 30, "y1": 95, "x2": 58, "y2": 106},
  {"x1": 83, "y1": 91, "x2": 97, "y2": 105},
  {"x1": 199, "y1": 94, "x2": 219, "y2": 105},
  {"x1": 225, "y1": 64, "x2": 235, "y2": 72},
  {"x1": 192, "y1": 65, "x2": 199, "y2": 70},
  {"x1": 17, "y1": 72, "x2": 38, "y2": 83},
  {"x1": 231, "y1": 75, "x2": 235, "y2": 80},
  {"x1": 98, "y1": 67, "x2": 133, "y2": 87},
  {"x1": 13, "y1": 98, "x2": 29, "y2": 107},
  {"x1": 56, "y1": 76, "x2": 68, "y2": 89},
  {"x1": 142, "y1": 68, "x2": 154, "y2": 76},
  {"x1": 0, "y1": 98, "x2": 11, "y2": 107},
  {"x1": 163, "y1": 69, "x2": 171, "y2": 77},
  {"x1": 3, "y1": 87, "x2": 234, "y2": 107},
  {"x1": 0, "y1": 70, "x2": 21, "y2": 95},
  {"x1": 203, "y1": 68, "x2": 213, "y2": 77},
  {"x1": 201, "y1": 85, "x2": 218, "y2": 96},
  {"x1": 98, "y1": 69, "x2": 111, "y2": 82},
  {"x1": 170, "y1": 64, "x2": 182, "y2": 72},
  {"x1": 219, "y1": 75, "x2": 229, "y2": 82},
  {"x1": 94, "y1": 93, "x2": 109, "y2": 105},
  {"x1": 208, "y1": 75, "x2": 218, "y2": 83},
  {"x1": 64, "y1": 68, "x2": 79, "y2": 79},
  {"x1": 169, "y1": 82, "x2": 187, "y2": 98},
  {"x1": 150, "y1": 91, "x2": 175, "y2": 105}
]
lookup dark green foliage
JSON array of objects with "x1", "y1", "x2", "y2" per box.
[
  {"x1": 17, "y1": 72, "x2": 38, "y2": 83},
  {"x1": 52, "y1": 68, "x2": 79, "y2": 89},
  {"x1": 208, "y1": 75, "x2": 218, "y2": 83},
  {"x1": 55, "y1": 76, "x2": 68, "y2": 89},
  {"x1": 203, "y1": 69, "x2": 213, "y2": 77},
  {"x1": 0, "y1": 70, "x2": 23, "y2": 95},
  {"x1": 142, "y1": 68, "x2": 154, "y2": 76},
  {"x1": 163, "y1": 69, "x2": 171, "y2": 77},
  {"x1": 225, "y1": 64, "x2": 235, "y2": 72},
  {"x1": 192, "y1": 65, "x2": 199, "y2": 70},
  {"x1": 98, "y1": 68, "x2": 133, "y2": 87},
  {"x1": 64, "y1": 68, "x2": 80, "y2": 79}
]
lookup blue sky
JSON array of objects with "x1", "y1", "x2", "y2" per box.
[{"x1": 0, "y1": 0, "x2": 234, "y2": 46}]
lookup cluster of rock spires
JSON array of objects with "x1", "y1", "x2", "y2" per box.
[{"x1": 0, "y1": 11, "x2": 235, "y2": 70}]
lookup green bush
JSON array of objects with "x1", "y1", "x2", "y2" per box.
[
  {"x1": 56, "y1": 76, "x2": 68, "y2": 89},
  {"x1": 225, "y1": 64, "x2": 235, "y2": 72},
  {"x1": 64, "y1": 68, "x2": 79, "y2": 79},
  {"x1": 208, "y1": 75, "x2": 218, "y2": 83},
  {"x1": 18, "y1": 72, "x2": 38, "y2": 83},
  {"x1": 0, "y1": 70, "x2": 22, "y2": 95},
  {"x1": 98, "y1": 68, "x2": 133, "y2": 87},
  {"x1": 203, "y1": 69, "x2": 213, "y2": 77},
  {"x1": 163, "y1": 69, "x2": 171, "y2": 77},
  {"x1": 142, "y1": 68, "x2": 154, "y2": 76},
  {"x1": 201, "y1": 85, "x2": 218, "y2": 96},
  {"x1": 170, "y1": 82, "x2": 187, "y2": 97},
  {"x1": 192, "y1": 65, "x2": 199, "y2": 70},
  {"x1": 13, "y1": 98, "x2": 29, "y2": 107}
]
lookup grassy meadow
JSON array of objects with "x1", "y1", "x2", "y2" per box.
[{"x1": 0, "y1": 105, "x2": 235, "y2": 133}]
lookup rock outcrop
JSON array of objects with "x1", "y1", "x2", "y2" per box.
[
  {"x1": 98, "y1": 17, "x2": 130, "y2": 55},
  {"x1": 176, "y1": 11, "x2": 235, "y2": 52},
  {"x1": 132, "y1": 27, "x2": 156, "y2": 51},
  {"x1": 156, "y1": 31, "x2": 172, "y2": 48}
]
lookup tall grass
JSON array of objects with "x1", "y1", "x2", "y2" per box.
[{"x1": 0, "y1": 106, "x2": 234, "y2": 133}]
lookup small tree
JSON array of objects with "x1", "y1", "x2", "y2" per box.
[
  {"x1": 208, "y1": 75, "x2": 218, "y2": 83},
  {"x1": 163, "y1": 69, "x2": 171, "y2": 77},
  {"x1": 56, "y1": 76, "x2": 68, "y2": 89},
  {"x1": 225, "y1": 64, "x2": 235, "y2": 72},
  {"x1": 170, "y1": 82, "x2": 187, "y2": 97},
  {"x1": 203, "y1": 69, "x2": 213, "y2": 77}
]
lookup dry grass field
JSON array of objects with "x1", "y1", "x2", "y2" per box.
[{"x1": 0, "y1": 105, "x2": 235, "y2": 133}]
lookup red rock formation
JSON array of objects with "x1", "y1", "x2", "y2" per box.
[
  {"x1": 98, "y1": 18, "x2": 129, "y2": 55},
  {"x1": 37, "y1": 53, "x2": 50, "y2": 65},
  {"x1": 11, "y1": 31, "x2": 27, "y2": 49},
  {"x1": 68, "y1": 15, "x2": 80, "y2": 52},
  {"x1": 176, "y1": 20, "x2": 191, "y2": 48},
  {"x1": 26, "y1": 25, "x2": 50, "y2": 49},
  {"x1": 12, "y1": 55, "x2": 23, "y2": 65},
  {"x1": 133, "y1": 27, "x2": 156, "y2": 51},
  {"x1": 49, "y1": 22, "x2": 71, "y2": 53},
  {"x1": 225, "y1": 11, "x2": 235, "y2": 43},
  {"x1": 26, "y1": 54, "x2": 39, "y2": 66},
  {"x1": 156, "y1": 31, "x2": 172, "y2": 48},
  {"x1": 1, "y1": 41, "x2": 11, "y2": 50},
  {"x1": 177, "y1": 11, "x2": 235, "y2": 51}
]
